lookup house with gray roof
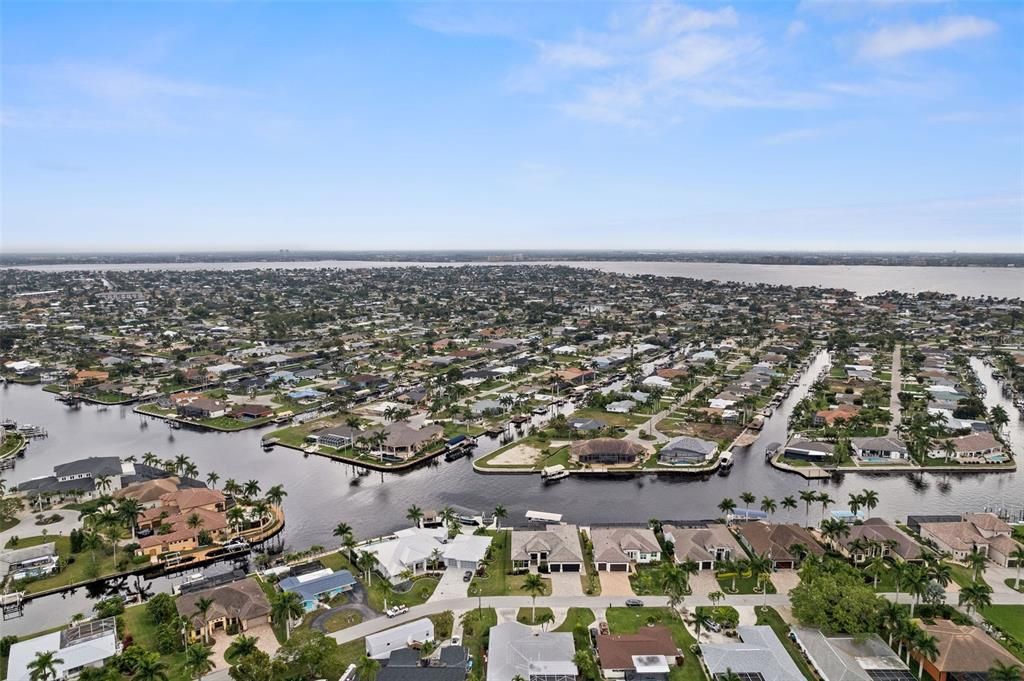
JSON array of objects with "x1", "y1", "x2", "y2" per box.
[
  {"x1": 589, "y1": 526, "x2": 661, "y2": 572},
  {"x1": 658, "y1": 437, "x2": 718, "y2": 465},
  {"x1": 792, "y1": 627, "x2": 913, "y2": 681},
  {"x1": 851, "y1": 436, "x2": 909, "y2": 461},
  {"x1": 486, "y1": 622, "x2": 577, "y2": 681},
  {"x1": 377, "y1": 646, "x2": 468, "y2": 681},
  {"x1": 511, "y1": 524, "x2": 584, "y2": 573},
  {"x1": 701, "y1": 625, "x2": 803, "y2": 681},
  {"x1": 662, "y1": 524, "x2": 742, "y2": 571}
]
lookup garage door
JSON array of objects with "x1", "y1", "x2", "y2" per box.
[
  {"x1": 561, "y1": 564, "x2": 581, "y2": 572},
  {"x1": 550, "y1": 564, "x2": 561, "y2": 572},
  {"x1": 610, "y1": 563, "x2": 628, "y2": 572},
  {"x1": 776, "y1": 561, "x2": 793, "y2": 570},
  {"x1": 597, "y1": 563, "x2": 607, "y2": 571}
]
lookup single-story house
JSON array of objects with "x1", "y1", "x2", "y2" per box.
[
  {"x1": 605, "y1": 400, "x2": 636, "y2": 414},
  {"x1": 176, "y1": 577, "x2": 271, "y2": 640},
  {"x1": 701, "y1": 625, "x2": 803, "y2": 681},
  {"x1": 596, "y1": 626, "x2": 677, "y2": 680},
  {"x1": 570, "y1": 438, "x2": 644, "y2": 466},
  {"x1": 511, "y1": 524, "x2": 584, "y2": 573},
  {"x1": 0, "y1": 543, "x2": 60, "y2": 581},
  {"x1": 590, "y1": 527, "x2": 661, "y2": 571},
  {"x1": 913, "y1": 619, "x2": 1021, "y2": 681},
  {"x1": 793, "y1": 627, "x2": 912, "y2": 681},
  {"x1": 366, "y1": 618, "x2": 435, "y2": 660},
  {"x1": 279, "y1": 569, "x2": 357, "y2": 611},
  {"x1": 662, "y1": 524, "x2": 742, "y2": 571},
  {"x1": 5, "y1": 618, "x2": 120, "y2": 681},
  {"x1": 782, "y1": 438, "x2": 835, "y2": 462},
  {"x1": 918, "y1": 513, "x2": 1022, "y2": 567},
  {"x1": 486, "y1": 622, "x2": 577, "y2": 681},
  {"x1": 658, "y1": 436, "x2": 717, "y2": 465},
  {"x1": 735, "y1": 522, "x2": 825, "y2": 570},
  {"x1": 851, "y1": 436, "x2": 909, "y2": 461},
  {"x1": 928, "y1": 433, "x2": 1005, "y2": 462},
  {"x1": 838, "y1": 518, "x2": 924, "y2": 564},
  {"x1": 377, "y1": 646, "x2": 468, "y2": 681},
  {"x1": 178, "y1": 398, "x2": 229, "y2": 419},
  {"x1": 230, "y1": 404, "x2": 273, "y2": 420}
]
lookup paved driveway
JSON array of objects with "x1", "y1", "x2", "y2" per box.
[
  {"x1": 209, "y1": 622, "x2": 279, "y2": 670},
  {"x1": 690, "y1": 572, "x2": 720, "y2": 596},
  {"x1": 598, "y1": 571, "x2": 635, "y2": 596},
  {"x1": 549, "y1": 573, "x2": 584, "y2": 596},
  {"x1": 309, "y1": 585, "x2": 377, "y2": 632},
  {"x1": 770, "y1": 571, "x2": 800, "y2": 594},
  {"x1": 429, "y1": 567, "x2": 471, "y2": 602}
]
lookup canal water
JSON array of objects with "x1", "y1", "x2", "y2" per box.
[{"x1": 2, "y1": 351, "x2": 1021, "y2": 633}]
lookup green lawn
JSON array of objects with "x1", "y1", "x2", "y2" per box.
[
  {"x1": 122, "y1": 603, "x2": 190, "y2": 681},
  {"x1": 982, "y1": 605, "x2": 1024, "y2": 662},
  {"x1": 368, "y1": 577, "x2": 438, "y2": 612},
  {"x1": 755, "y1": 607, "x2": 817, "y2": 681},
  {"x1": 0, "y1": 432, "x2": 25, "y2": 459},
  {"x1": 517, "y1": 607, "x2": 554, "y2": 626},
  {"x1": 460, "y1": 608, "x2": 497, "y2": 675},
  {"x1": 1004, "y1": 578, "x2": 1023, "y2": 593},
  {"x1": 716, "y1": 571, "x2": 777, "y2": 595},
  {"x1": 606, "y1": 608, "x2": 705, "y2": 681},
  {"x1": 8, "y1": 535, "x2": 132, "y2": 595},
  {"x1": 321, "y1": 610, "x2": 363, "y2": 633},
  {"x1": 947, "y1": 563, "x2": 988, "y2": 589},
  {"x1": 469, "y1": 531, "x2": 552, "y2": 598},
  {"x1": 554, "y1": 607, "x2": 596, "y2": 633}
]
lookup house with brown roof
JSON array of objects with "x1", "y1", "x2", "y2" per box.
[
  {"x1": 838, "y1": 518, "x2": 924, "y2": 564},
  {"x1": 589, "y1": 527, "x2": 661, "y2": 572},
  {"x1": 176, "y1": 577, "x2": 271, "y2": 641},
  {"x1": 662, "y1": 524, "x2": 743, "y2": 571},
  {"x1": 813, "y1": 404, "x2": 860, "y2": 427},
  {"x1": 918, "y1": 513, "x2": 1022, "y2": 567},
  {"x1": 913, "y1": 619, "x2": 1021, "y2": 681},
  {"x1": 70, "y1": 369, "x2": 109, "y2": 387},
  {"x1": 511, "y1": 524, "x2": 584, "y2": 573},
  {"x1": 735, "y1": 522, "x2": 825, "y2": 569},
  {"x1": 177, "y1": 397, "x2": 229, "y2": 419},
  {"x1": 596, "y1": 626, "x2": 677, "y2": 680},
  {"x1": 928, "y1": 433, "x2": 1005, "y2": 463},
  {"x1": 570, "y1": 438, "x2": 645, "y2": 466},
  {"x1": 135, "y1": 488, "x2": 230, "y2": 558}
]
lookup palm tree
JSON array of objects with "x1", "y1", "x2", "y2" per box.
[
  {"x1": 522, "y1": 573, "x2": 545, "y2": 622},
  {"x1": 816, "y1": 492, "x2": 834, "y2": 523},
  {"x1": 719, "y1": 670, "x2": 743, "y2": 681},
  {"x1": 748, "y1": 553, "x2": 773, "y2": 607},
  {"x1": 866, "y1": 555, "x2": 888, "y2": 590},
  {"x1": 848, "y1": 492, "x2": 864, "y2": 518},
  {"x1": 1011, "y1": 546, "x2": 1024, "y2": 591},
  {"x1": 270, "y1": 590, "x2": 304, "y2": 641},
  {"x1": 966, "y1": 548, "x2": 988, "y2": 582},
  {"x1": 342, "y1": 534, "x2": 358, "y2": 562},
  {"x1": 94, "y1": 475, "x2": 113, "y2": 494},
  {"x1": 205, "y1": 471, "x2": 220, "y2": 489},
  {"x1": 941, "y1": 439, "x2": 957, "y2": 463},
  {"x1": 227, "y1": 505, "x2": 246, "y2": 536},
  {"x1": 781, "y1": 496, "x2": 797, "y2": 514},
  {"x1": 26, "y1": 651, "x2": 63, "y2": 681},
  {"x1": 192, "y1": 596, "x2": 215, "y2": 644},
  {"x1": 184, "y1": 643, "x2": 214, "y2": 681},
  {"x1": 103, "y1": 523, "x2": 124, "y2": 565},
  {"x1": 988, "y1": 661, "x2": 1023, "y2": 681},
  {"x1": 861, "y1": 489, "x2": 879, "y2": 518},
  {"x1": 799, "y1": 489, "x2": 817, "y2": 525},
  {"x1": 656, "y1": 563, "x2": 689, "y2": 610},
  {"x1": 717, "y1": 497, "x2": 736, "y2": 519},
  {"x1": 132, "y1": 651, "x2": 169, "y2": 681},
  {"x1": 991, "y1": 405, "x2": 1009, "y2": 432},
  {"x1": 117, "y1": 497, "x2": 143, "y2": 539},
  {"x1": 537, "y1": 610, "x2": 555, "y2": 631},
  {"x1": 225, "y1": 634, "x2": 259, "y2": 661},
  {"x1": 740, "y1": 491, "x2": 756, "y2": 508},
  {"x1": 760, "y1": 497, "x2": 777, "y2": 518},
  {"x1": 243, "y1": 479, "x2": 261, "y2": 499},
  {"x1": 265, "y1": 484, "x2": 286, "y2": 508},
  {"x1": 223, "y1": 478, "x2": 242, "y2": 498},
  {"x1": 354, "y1": 655, "x2": 380, "y2": 681},
  {"x1": 493, "y1": 504, "x2": 507, "y2": 530},
  {"x1": 879, "y1": 600, "x2": 906, "y2": 648},
  {"x1": 142, "y1": 452, "x2": 160, "y2": 467},
  {"x1": 891, "y1": 560, "x2": 910, "y2": 605},
  {"x1": 406, "y1": 505, "x2": 424, "y2": 527},
  {"x1": 357, "y1": 551, "x2": 379, "y2": 586},
  {"x1": 911, "y1": 630, "x2": 939, "y2": 679},
  {"x1": 958, "y1": 581, "x2": 993, "y2": 616},
  {"x1": 905, "y1": 564, "x2": 929, "y2": 618}
]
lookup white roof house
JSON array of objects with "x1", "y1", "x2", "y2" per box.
[
  {"x1": 486, "y1": 622, "x2": 577, "y2": 681},
  {"x1": 365, "y1": 618, "x2": 434, "y2": 660},
  {"x1": 442, "y1": 534, "x2": 493, "y2": 571},
  {"x1": 7, "y1": 618, "x2": 119, "y2": 681},
  {"x1": 701, "y1": 625, "x2": 803, "y2": 681},
  {"x1": 363, "y1": 528, "x2": 492, "y2": 583}
]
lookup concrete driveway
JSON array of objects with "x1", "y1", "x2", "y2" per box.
[
  {"x1": 690, "y1": 572, "x2": 720, "y2": 596},
  {"x1": 549, "y1": 572, "x2": 584, "y2": 596},
  {"x1": 598, "y1": 571, "x2": 635, "y2": 596},
  {"x1": 769, "y1": 570, "x2": 800, "y2": 594},
  {"x1": 429, "y1": 567, "x2": 471, "y2": 602},
  {"x1": 209, "y1": 623, "x2": 279, "y2": 670}
]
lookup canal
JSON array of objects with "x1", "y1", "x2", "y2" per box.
[{"x1": 2, "y1": 350, "x2": 1021, "y2": 633}]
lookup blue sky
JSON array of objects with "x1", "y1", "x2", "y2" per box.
[{"x1": 2, "y1": 1, "x2": 1021, "y2": 252}]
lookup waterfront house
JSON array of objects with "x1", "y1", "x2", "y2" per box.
[
  {"x1": 176, "y1": 577, "x2": 271, "y2": 640},
  {"x1": 279, "y1": 568, "x2": 357, "y2": 611},
  {"x1": 365, "y1": 422, "x2": 444, "y2": 459},
  {"x1": 927, "y1": 433, "x2": 1005, "y2": 463},
  {"x1": 17, "y1": 456, "x2": 150, "y2": 500},
  {"x1": 792, "y1": 627, "x2": 911, "y2": 681},
  {"x1": 589, "y1": 526, "x2": 661, "y2": 572},
  {"x1": 364, "y1": 527, "x2": 492, "y2": 584},
  {"x1": 701, "y1": 625, "x2": 803, "y2": 681},
  {"x1": 605, "y1": 400, "x2": 636, "y2": 414},
  {"x1": 0, "y1": 542, "x2": 59, "y2": 582},
  {"x1": 838, "y1": 518, "x2": 924, "y2": 563},
  {"x1": 486, "y1": 622, "x2": 577, "y2": 681},
  {"x1": 511, "y1": 524, "x2": 584, "y2": 573},
  {"x1": 313, "y1": 425, "x2": 360, "y2": 449},
  {"x1": 813, "y1": 404, "x2": 860, "y2": 427},
  {"x1": 567, "y1": 416, "x2": 605, "y2": 432},
  {"x1": 912, "y1": 620, "x2": 1021, "y2": 681},
  {"x1": 850, "y1": 436, "x2": 909, "y2": 461},
  {"x1": 662, "y1": 524, "x2": 742, "y2": 571},
  {"x1": 658, "y1": 436, "x2": 718, "y2": 465},
  {"x1": 782, "y1": 438, "x2": 835, "y2": 462},
  {"x1": 178, "y1": 397, "x2": 229, "y2": 419},
  {"x1": 596, "y1": 626, "x2": 677, "y2": 680},
  {"x1": 917, "y1": 513, "x2": 1022, "y2": 567},
  {"x1": 570, "y1": 438, "x2": 644, "y2": 466},
  {"x1": 230, "y1": 404, "x2": 273, "y2": 420},
  {"x1": 735, "y1": 522, "x2": 825, "y2": 569},
  {"x1": 5, "y1": 617, "x2": 120, "y2": 681},
  {"x1": 366, "y1": 618, "x2": 435, "y2": 660},
  {"x1": 377, "y1": 646, "x2": 469, "y2": 681}
]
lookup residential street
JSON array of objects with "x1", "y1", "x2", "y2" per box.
[{"x1": 889, "y1": 344, "x2": 903, "y2": 436}]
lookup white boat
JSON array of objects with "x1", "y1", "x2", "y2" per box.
[
  {"x1": 541, "y1": 464, "x2": 570, "y2": 482},
  {"x1": 172, "y1": 572, "x2": 205, "y2": 594},
  {"x1": 717, "y1": 451, "x2": 734, "y2": 475}
]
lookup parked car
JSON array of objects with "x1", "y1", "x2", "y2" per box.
[
  {"x1": 386, "y1": 605, "x2": 409, "y2": 618},
  {"x1": 625, "y1": 598, "x2": 644, "y2": 607},
  {"x1": 705, "y1": 619, "x2": 722, "y2": 633},
  {"x1": 463, "y1": 570, "x2": 473, "y2": 582}
]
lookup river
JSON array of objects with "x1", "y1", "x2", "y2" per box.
[
  {"x1": 4, "y1": 260, "x2": 1021, "y2": 298},
  {"x1": 2, "y1": 350, "x2": 1021, "y2": 633}
]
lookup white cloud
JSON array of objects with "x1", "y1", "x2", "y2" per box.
[
  {"x1": 760, "y1": 126, "x2": 828, "y2": 145},
  {"x1": 538, "y1": 41, "x2": 615, "y2": 69},
  {"x1": 786, "y1": 20, "x2": 808, "y2": 39},
  {"x1": 859, "y1": 15, "x2": 998, "y2": 59},
  {"x1": 927, "y1": 110, "x2": 985, "y2": 124},
  {"x1": 639, "y1": 1, "x2": 738, "y2": 36},
  {"x1": 53, "y1": 62, "x2": 231, "y2": 101},
  {"x1": 649, "y1": 34, "x2": 752, "y2": 82}
]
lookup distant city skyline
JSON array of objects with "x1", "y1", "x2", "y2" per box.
[{"x1": 2, "y1": 1, "x2": 1022, "y2": 252}]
